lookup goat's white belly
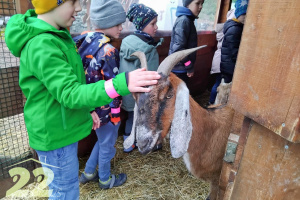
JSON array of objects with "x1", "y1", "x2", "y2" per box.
[{"x1": 183, "y1": 153, "x2": 193, "y2": 173}]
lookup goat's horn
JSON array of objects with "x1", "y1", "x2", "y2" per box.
[
  {"x1": 157, "y1": 45, "x2": 207, "y2": 76},
  {"x1": 131, "y1": 51, "x2": 148, "y2": 70}
]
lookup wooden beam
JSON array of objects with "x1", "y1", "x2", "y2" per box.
[
  {"x1": 217, "y1": 0, "x2": 232, "y2": 23},
  {"x1": 15, "y1": 0, "x2": 32, "y2": 14}
]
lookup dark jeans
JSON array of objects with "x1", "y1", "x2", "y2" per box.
[
  {"x1": 125, "y1": 111, "x2": 134, "y2": 136},
  {"x1": 84, "y1": 122, "x2": 120, "y2": 182},
  {"x1": 209, "y1": 73, "x2": 222, "y2": 104}
]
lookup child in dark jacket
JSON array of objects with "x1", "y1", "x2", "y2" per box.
[
  {"x1": 169, "y1": 0, "x2": 204, "y2": 84},
  {"x1": 220, "y1": 0, "x2": 248, "y2": 83},
  {"x1": 119, "y1": 3, "x2": 163, "y2": 153},
  {"x1": 73, "y1": 0, "x2": 128, "y2": 189},
  {"x1": 208, "y1": 9, "x2": 235, "y2": 105}
]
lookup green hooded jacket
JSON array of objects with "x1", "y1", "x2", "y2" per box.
[
  {"x1": 5, "y1": 10, "x2": 130, "y2": 151},
  {"x1": 119, "y1": 34, "x2": 162, "y2": 111}
]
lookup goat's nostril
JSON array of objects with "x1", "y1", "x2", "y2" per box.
[{"x1": 137, "y1": 138, "x2": 153, "y2": 154}]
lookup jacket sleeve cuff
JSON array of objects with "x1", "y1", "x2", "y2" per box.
[
  {"x1": 105, "y1": 79, "x2": 120, "y2": 98},
  {"x1": 113, "y1": 72, "x2": 130, "y2": 97}
]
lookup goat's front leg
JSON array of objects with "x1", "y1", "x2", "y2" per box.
[{"x1": 207, "y1": 178, "x2": 219, "y2": 200}]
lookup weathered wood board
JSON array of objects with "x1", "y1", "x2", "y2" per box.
[
  {"x1": 15, "y1": 0, "x2": 31, "y2": 14},
  {"x1": 230, "y1": 121, "x2": 300, "y2": 199},
  {"x1": 228, "y1": 0, "x2": 300, "y2": 142}
]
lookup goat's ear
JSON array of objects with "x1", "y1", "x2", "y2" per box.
[
  {"x1": 170, "y1": 82, "x2": 193, "y2": 158},
  {"x1": 123, "y1": 103, "x2": 138, "y2": 149}
]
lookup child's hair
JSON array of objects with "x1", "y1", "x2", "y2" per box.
[
  {"x1": 126, "y1": 4, "x2": 158, "y2": 31},
  {"x1": 234, "y1": 0, "x2": 248, "y2": 18},
  {"x1": 90, "y1": 0, "x2": 126, "y2": 29},
  {"x1": 32, "y1": 0, "x2": 69, "y2": 14}
]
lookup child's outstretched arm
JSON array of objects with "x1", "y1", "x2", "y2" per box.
[
  {"x1": 24, "y1": 36, "x2": 160, "y2": 110},
  {"x1": 127, "y1": 68, "x2": 160, "y2": 93}
]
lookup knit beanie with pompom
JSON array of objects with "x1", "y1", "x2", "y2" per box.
[{"x1": 126, "y1": 3, "x2": 158, "y2": 31}]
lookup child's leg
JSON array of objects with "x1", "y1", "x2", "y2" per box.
[
  {"x1": 96, "y1": 122, "x2": 120, "y2": 182},
  {"x1": 35, "y1": 142, "x2": 79, "y2": 200},
  {"x1": 84, "y1": 140, "x2": 99, "y2": 174},
  {"x1": 78, "y1": 139, "x2": 99, "y2": 184},
  {"x1": 124, "y1": 111, "x2": 134, "y2": 136},
  {"x1": 123, "y1": 111, "x2": 137, "y2": 152},
  {"x1": 209, "y1": 73, "x2": 222, "y2": 104}
]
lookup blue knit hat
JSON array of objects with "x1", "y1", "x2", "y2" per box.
[
  {"x1": 234, "y1": 0, "x2": 248, "y2": 18},
  {"x1": 126, "y1": 3, "x2": 158, "y2": 31}
]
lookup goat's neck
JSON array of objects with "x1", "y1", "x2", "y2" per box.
[
  {"x1": 189, "y1": 96, "x2": 215, "y2": 126},
  {"x1": 188, "y1": 96, "x2": 233, "y2": 140},
  {"x1": 185, "y1": 96, "x2": 234, "y2": 180}
]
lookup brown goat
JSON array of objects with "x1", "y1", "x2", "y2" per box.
[{"x1": 124, "y1": 47, "x2": 235, "y2": 200}]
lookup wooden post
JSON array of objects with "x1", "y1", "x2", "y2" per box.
[
  {"x1": 217, "y1": 0, "x2": 232, "y2": 23},
  {"x1": 16, "y1": 0, "x2": 29, "y2": 14}
]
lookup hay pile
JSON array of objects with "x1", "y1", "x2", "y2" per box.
[
  {"x1": 78, "y1": 137, "x2": 209, "y2": 200},
  {"x1": 3, "y1": 136, "x2": 209, "y2": 200}
]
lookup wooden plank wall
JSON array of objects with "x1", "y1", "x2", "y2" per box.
[
  {"x1": 228, "y1": 0, "x2": 300, "y2": 142},
  {"x1": 220, "y1": 0, "x2": 300, "y2": 199},
  {"x1": 15, "y1": 0, "x2": 31, "y2": 14},
  {"x1": 230, "y1": 121, "x2": 300, "y2": 199}
]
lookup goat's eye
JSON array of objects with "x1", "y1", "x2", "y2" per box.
[{"x1": 166, "y1": 95, "x2": 173, "y2": 99}]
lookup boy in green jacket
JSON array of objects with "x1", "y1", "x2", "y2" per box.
[{"x1": 4, "y1": 0, "x2": 160, "y2": 199}]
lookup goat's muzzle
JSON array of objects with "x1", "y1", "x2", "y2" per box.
[{"x1": 137, "y1": 138, "x2": 153, "y2": 155}]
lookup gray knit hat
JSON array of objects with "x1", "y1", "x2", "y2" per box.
[
  {"x1": 182, "y1": 0, "x2": 194, "y2": 7},
  {"x1": 90, "y1": 0, "x2": 126, "y2": 29}
]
